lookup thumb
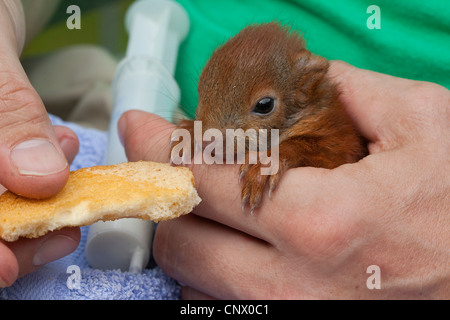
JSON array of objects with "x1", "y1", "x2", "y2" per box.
[
  {"x1": 118, "y1": 110, "x2": 174, "y2": 163},
  {"x1": 328, "y1": 61, "x2": 449, "y2": 153},
  {"x1": 0, "y1": 56, "x2": 69, "y2": 199}
]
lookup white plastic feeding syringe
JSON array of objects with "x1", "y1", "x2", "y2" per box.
[{"x1": 85, "y1": 0, "x2": 190, "y2": 273}]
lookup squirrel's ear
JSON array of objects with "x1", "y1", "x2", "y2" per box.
[{"x1": 294, "y1": 50, "x2": 329, "y2": 98}]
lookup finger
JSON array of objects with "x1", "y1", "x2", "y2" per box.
[
  {"x1": 0, "y1": 56, "x2": 70, "y2": 199},
  {"x1": 53, "y1": 125, "x2": 80, "y2": 164},
  {"x1": 0, "y1": 126, "x2": 78, "y2": 198},
  {"x1": 0, "y1": 239, "x2": 18, "y2": 287},
  {"x1": 328, "y1": 61, "x2": 409, "y2": 141},
  {"x1": 118, "y1": 110, "x2": 173, "y2": 163},
  {"x1": 119, "y1": 110, "x2": 281, "y2": 241},
  {"x1": 1, "y1": 227, "x2": 80, "y2": 285},
  {"x1": 328, "y1": 61, "x2": 447, "y2": 153},
  {"x1": 153, "y1": 215, "x2": 278, "y2": 299}
]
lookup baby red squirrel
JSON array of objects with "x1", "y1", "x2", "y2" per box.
[{"x1": 171, "y1": 22, "x2": 367, "y2": 213}]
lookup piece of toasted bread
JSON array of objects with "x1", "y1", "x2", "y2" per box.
[{"x1": 0, "y1": 161, "x2": 201, "y2": 242}]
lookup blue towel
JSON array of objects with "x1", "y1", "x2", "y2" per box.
[{"x1": 0, "y1": 115, "x2": 181, "y2": 300}]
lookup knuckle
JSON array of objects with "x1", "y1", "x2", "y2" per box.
[
  {"x1": 380, "y1": 81, "x2": 450, "y2": 149},
  {"x1": 296, "y1": 215, "x2": 347, "y2": 258},
  {"x1": 404, "y1": 82, "x2": 450, "y2": 144},
  {"x1": 0, "y1": 71, "x2": 37, "y2": 110},
  {"x1": 0, "y1": 75, "x2": 46, "y2": 131},
  {"x1": 406, "y1": 81, "x2": 450, "y2": 110},
  {"x1": 278, "y1": 197, "x2": 362, "y2": 262}
]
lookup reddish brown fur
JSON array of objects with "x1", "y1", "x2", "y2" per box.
[{"x1": 172, "y1": 23, "x2": 367, "y2": 212}]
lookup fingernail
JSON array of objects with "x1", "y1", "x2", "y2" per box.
[
  {"x1": 10, "y1": 139, "x2": 68, "y2": 176},
  {"x1": 33, "y1": 235, "x2": 78, "y2": 266}
]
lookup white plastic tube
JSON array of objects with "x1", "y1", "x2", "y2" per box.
[{"x1": 85, "y1": 0, "x2": 189, "y2": 273}]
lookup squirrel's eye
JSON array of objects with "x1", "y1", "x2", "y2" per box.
[{"x1": 252, "y1": 97, "x2": 276, "y2": 115}]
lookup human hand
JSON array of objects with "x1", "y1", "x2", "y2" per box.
[
  {"x1": 119, "y1": 61, "x2": 449, "y2": 299},
  {"x1": 0, "y1": 1, "x2": 79, "y2": 198},
  {"x1": 0, "y1": 124, "x2": 80, "y2": 288},
  {"x1": 0, "y1": 1, "x2": 81, "y2": 288}
]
